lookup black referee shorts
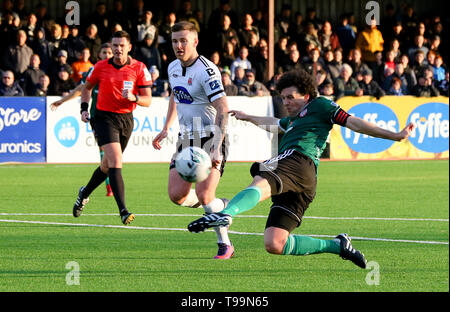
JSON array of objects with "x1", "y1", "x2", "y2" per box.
[
  {"x1": 250, "y1": 149, "x2": 317, "y2": 233},
  {"x1": 93, "y1": 109, "x2": 134, "y2": 152},
  {"x1": 169, "y1": 133, "x2": 229, "y2": 176}
]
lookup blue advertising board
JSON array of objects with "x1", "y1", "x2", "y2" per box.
[{"x1": 0, "y1": 97, "x2": 46, "y2": 163}]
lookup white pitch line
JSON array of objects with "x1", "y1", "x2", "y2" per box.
[
  {"x1": 0, "y1": 213, "x2": 448, "y2": 222},
  {"x1": 0, "y1": 219, "x2": 448, "y2": 245}
]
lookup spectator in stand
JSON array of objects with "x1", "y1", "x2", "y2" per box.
[
  {"x1": 48, "y1": 24, "x2": 63, "y2": 60},
  {"x1": 22, "y1": 54, "x2": 45, "y2": 95},
  {"x1": 130, "y1": 0, "x2": 146, "y2": 30},
  {"x1": 221, "y1": 67, "x2": 238, "y2": 96},
  {"x1": 22, "y1": 12, "x2": 37, "y2": 43},
  {"x1": 288, "y1": 11, "x2": 305, "y2": 46},
  {"x1": 82, "y1": 24, "x2": 102, "y2": 64},
  {"x1": 3, "y1": 30, "x2": 33, "y2": 78},
  {"x1": 208, "y1": 0, "x2": 239, "y2": 36},
  {"x1": 436, "y1": 71, "x2": 448, "y2": 96},
  {"x1": 387, "y1": 38, "x2": 401, "y2": 62},
  {"x1": 136, "y1": 10, "x2": 157, "y2": 43},
  {"x1": 429, "y1": 35, "x2": 441, "y2": 56},
  {"x1": 246, "y1": 30, "x2": 260, "y2": 63},
  {"x1": 433, "y1": 55, "x2": 446, "y2": 83},
  {"x1": 371, "y1": 51, "x2": 386, "y2": 85},
  {"x1": 411, "y1": 50, "x2": 428, "y2": 78},
  {"x1": 384, "y1": 21, "x2": 407, "y2": 53},
  {"x1": 29, "y1": 27, "x2": 52, "y2": 74},
  {"x1": 230, "y1": 46, "x2": 252, "y2": 80},
  {"x1": 384, "y1": 50, "x2": 397, "y2": 73},
  {"x1": 238, "y1": 68, "x2": 270, "y2": 97},
  {"x1": 303, "y1": 22, "x2": 322, "y2": 54},
  {"x1": 387, "y1": 76, "x2": 406, "y2": 96},
  {"x1": 383, "y1": 63, "x2": 410, "y2": 95},
  {"x1": 0, "y1": 70, "x2": 24, "y2": 96},
  {"x1": 177, "y1": 0, "x2": 201, "y2": 33},
  {"x1": 134, "y1": 32, "x2": 161, "y2": 71},
  {"x1": 303, "y1": 7, "x2": 322, "y2": 30},
  {"x1": 426, "y1": 50, "x2": 437, "y2": 67},
  {"x1": 407, "y1": 34, "x2": 429, "y2": 62},
  {"x1": 86, "y1": 2, "x2": 110, "y2": 42},
  {"x1": 214, "y1": 14, "x2": 240, "y2": 55},
  {"x1": 334, "y1": 13, "x2": 356, "y2": 59},
  {"x1": 275, "y1": 4, "x2": 293, "y2": 39},
  {"x1": 281, "y1": 48, "x2": 303, "y2": 73},
  {"x1": 400, "y1": 53, "x2": 417, "y2": 89},
  {"x1": 50, "y1": 64, "x2": 76, "y2": 97},
  {"x1": 233, "y1": 66, "x2": 246, "y2": 88},
  {"x1": 252, "y1": 40, "x2": 269, "y2": 85},
  {"x1": 327, "y1": 47, "x2": 344, "y2": 81},
  {"x1": 252, "y1": 9, "x2": 268, "y2": 39},
  {"x1": 402, "y1": 5, "x2": 419, "y2": 43},
  {"x1": 32, "y1": 74, "x2": 50, "y2": 96},
  {"x1": 411, "y1": 67, "x2": 440, "y2": 97},
  {"x1": 108, "y1": 0, "x2": 132, "y2": 33},
  {"x1": 210, "y1": 51, "x2": 222, "y2": 70},
  {"x1": 321, "y1": 83, "x2": 335, "y2": 99},
  {"x1": 71, "y1": 48, "x2": 94, "y2": 84},
  {"x1": 319, "y1": 20, "x2": 341, "y2": 52},
  {"x1": 274, "y1": 35, "x2": 290, "y2": 71},
  {"x1": 238, "y1": 13, "x2": 259, "y2": 48},
  {"x1": 303, "y1": 47, "x2": 325, "y2": 79},
  {"x1": 334, "y1": 63, "x2": 363, "y2": 100},
  {"x1": 221, "y1": 40, "x2": 236, "y2": 69},
  {"x1": 358, "y1": 68, "x2": 386, "y2": 99},
  {"x1": 149, "y1": 65, "x2": 168, "y2": 97},
  {"x1": 355, "y1": 18, "x2": 384, "y2": 65},
  {"x1": 60, "y1": 26, "x2": 85, "y2": 65},
  {"x1": 348, "y1": 48, "x2": 370, "y2": 81},
  {"x1": 316, "y1": 68, "x2": 333, "y2": 95}
]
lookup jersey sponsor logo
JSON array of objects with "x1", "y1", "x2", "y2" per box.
[
  {"x1": 123, "y1": 81, "x2": 133, "y2": 90},
  {"x1": 341, "y1": 103, "x2": 398, "y2": 153},
  {"x1": 407, "y1": 102, "x2": 449, "y2": 153},
  {"x1": 205, "y1": 68, "x2": 215, "y2": 76},
  {"x1": 173, "y1": 86, "x2": 194, "y2": 104},
  {"x1": 54, "y1": 116, "x2": 79, "y2": 148},
  {"x1": 209, "y1": 80, "x2": 220, "y2": 91}
]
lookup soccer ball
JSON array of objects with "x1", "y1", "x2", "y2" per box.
[{"x1": 175, "y1": 146, "x2": 212, "y2": 183}]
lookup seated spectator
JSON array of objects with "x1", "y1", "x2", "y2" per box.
[
  {"x1": 321, "y1": 83, "x2": 335, "y2": 100},
  {"x1": 136, "y1": 10, "x2": 157, "y2": 43},
  {"x1": 50, "y1": 50, "x2": 69, "y2": 80},
  {"x1": 411, "y1": 50, "x2": 427, "y2": 78},
  {"x1": 29, "y1": 27, "x2": 52, "y2": 74},
  {"x1": 407, "y1": 34, "x2": 429, "y2": 63},
  {"x1": 384, "y1": 50, "x2": 396, "y2": 73},
  {"x1": 426, "y1": 50, "x2": 437, "y2": 67},
  {"x1": 71, "y1": 48, "x2": 94, "y2": 84},
  {"x1": 221, "y1": 67, "x2": 238, "y2": 96},
  {"x1": 387, "y1": 77, "x2": 406, "y2": 96},
  {"x1": 429, "y1": 35, "x2": 441, "y2": 55},
  {"x1": 348, "y1": 48, "x2": 370, "y2": 80},
  {"x1": 303, "y1": 47, "x2": 326, "y2": 79},
  {"x1": 32, "y1": 74, "x2": 50, "y2": 96},
  {"x1": 82, "y1": 24, "x2": 102, "y2": 64},
  {"x1": 214, "y1": 14, "x2": 240, "y2": 54},
  {"x1": 281, "y1": 48, "x2": 303, "y2": 72},
  {"x1": 411, "y1": 68, "x2": 440, "y2": 97},
  {"x1": 210, "y1": 51, "x2": 222, "y2": 70},
  {"x1": 134, "y1": 33, "x2": 161, "y2": 71},
  {"x1": 334, "y1": 63, "x2": 363, "y2": 100},
  {"x1": 3, "y1": 30, "x2": 33, "y2": 78},
  {"x1": 383, "y1": 63, "x2": 410, "y2": 94},
  {"x1": 233, "y1": 66, "x2": 246, "y2": 87},
  {"x1": 0, "y1": 70, "x2": 24, "y2": 96},
  {"x1": 327, "y1": 48, "x2": 344, "y2": 81},
  {"x1": 359, "y1": 68, "x2": 386, "y2": 98},
  {"x1": 238, "y1": 68, "x2": 270, "y2": 97},
  {"x1": 230, "y1": 46, "x2": 252, "y2": 80},
  {"x1": 251, "y1": 42, "x2": 269, "y2": 85},
  {"x1": 238, "y1": 13, "x2": 259, "y2": 48},
  {"x1": 22, "y1": 54, "x2": 45, "y2": 95},
  {"x1": 433, "y1": 55, "x2": 446, "y2": 82},
  {"x1": 221, "y1": 40, "x2": 236, "y2": 69},
  {"x1": 316, "y1": 69, "x2": 333, "y2": 94},
  {"x1": 400, "y1": 54, "x2": 417, "y2": 89},
  {"x1": 59, "y1": 26, "x2": 85, "y2": 65},
  {"x1": 149, "y1": 66, "x2": 169, "y2": 97},
  {"x1": 303, "y1": 22, "x2": 322, "y2": 53},
  {"x1": 371, "y1": 50, "x2": 385, "y2": 85},
  {"x1": 51, "y1": 64, "x2": 76, "y2": 96},
  {"x1": 436, "y1": 71, "x2": 448, "y2": 96},
  {"x1": 274, "y1": 35, "x2": 289, "y2": 70},
  {"x1": 335, "y1": 13, "x2": 356, "y2": 58}
]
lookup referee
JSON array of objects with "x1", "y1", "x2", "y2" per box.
[{"x1": 73, "y1": 31, "x2": 153, "y2": 224}]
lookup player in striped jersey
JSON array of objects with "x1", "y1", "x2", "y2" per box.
[
  {"x1": 152, "y1": 21, "x2": 234, "y2": 259},
  {"x1": 188, "y1": 69, "x2": 415, "y2": 268},
  {"x1": 50, "y1": 43, "x2": 114, "y2": 196}
]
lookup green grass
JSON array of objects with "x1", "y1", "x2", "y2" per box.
[{"x1": 0, "y1": 160, "x2": 448, "y2": 292}]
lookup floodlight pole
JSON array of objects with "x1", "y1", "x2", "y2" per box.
[{"x1": 267, "y1": 0, "x2": 275, "y2": 80}]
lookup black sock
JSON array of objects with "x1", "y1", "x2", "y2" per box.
[
  {"x1": 108, "y1": 168, "x2": 128, "y2": 215},
  {"x1": 83, "y1": 167, "x2": 108, "y2": 197}
]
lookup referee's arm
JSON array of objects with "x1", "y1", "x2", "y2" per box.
[{"x1": 80, "y1": 81, "x2": 95, "y2": 122}]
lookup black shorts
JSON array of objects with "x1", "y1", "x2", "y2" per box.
[
  {"x1": 169, "y1": 133, "x2": 229, "y2": 176},
  {"x1": 93, "y1": 109, "x2": 134, "y2": 151},
  {"x1": 250, "y1": 149, "x2": 317, "y2": 232}
]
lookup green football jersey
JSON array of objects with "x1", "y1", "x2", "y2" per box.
[
  {"x1": 81, "y1": 66, "x2": 98, "y2": 118},
  {"x1": 278, "y1": 96, "x2": 340, "y2": 167}
]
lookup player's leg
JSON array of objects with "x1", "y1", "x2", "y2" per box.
[
  {"x1": 100, "y1": 147, "x2": 113, "y2": 196},
  {"x1": 168, "y1": 167, "x2": 200, "y2": 207},
  {"x1": 195, "y1": 167, "x2": 234, "y2": 259}
]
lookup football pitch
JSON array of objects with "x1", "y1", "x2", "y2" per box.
[{"x1": 0, "y1": 160, "x2": 448, "y2": 292}]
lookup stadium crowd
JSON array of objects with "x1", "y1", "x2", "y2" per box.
[{"x1": 0, "y1": 0, "x2": 448, "y2": 98}]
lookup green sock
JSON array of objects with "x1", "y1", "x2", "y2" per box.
[
  {"x1": 282, "y1": 234, "x2": 341, "y2": 256},
  {"x1": 100, "y1": 151, "x2": 110, "y2": 185},
  {"x1": 222, "y1": 186, "x2": 262, "y2": 216}
]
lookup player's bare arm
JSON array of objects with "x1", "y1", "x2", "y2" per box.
[
  {"x1": 152, "y1": 93, "x2": 178, "y2": 150},
  {"x1": 80, "y1": 81, "x2": 95, "y2": 123},
  {"x1": 211, "y1": 96, "x2": 229, "y2": 166},
  {"x1": 229, "y1": 110, "x2": 282, "y2": 133},
  {"x1": 345, "y1": 116, "x2": 415, "y2": 141},
  {"x1": 50, "y1": 84, "x2": 84, "y2": 111}
]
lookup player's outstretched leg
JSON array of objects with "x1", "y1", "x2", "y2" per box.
[
  {"x1": 335, "y1": 233, "x2": 367, "y2": 269},
  {"x1": 73, "y1": 186, "x2": 89, "y2": 217},
  {"x1": 187, "y1": 212, "x2": 232, "y2": 232}
]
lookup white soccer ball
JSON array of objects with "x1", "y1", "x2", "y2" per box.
[{"x1": 175, "y1": 146, "x2": 212, "y2": 183}]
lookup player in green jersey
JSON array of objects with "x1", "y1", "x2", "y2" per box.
[
  {"x1": 50, "y1": 43, "x2": 114, "y2": 196},
  {"x1": 187, "y1": 69, "x2": 415, "y2": 268}
]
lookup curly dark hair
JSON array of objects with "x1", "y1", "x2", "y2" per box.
[{"x1": 275, "y1": 69, "x2": 318, "y2": 99}]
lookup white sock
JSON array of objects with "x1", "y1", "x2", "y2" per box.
[
  {"x1": 180, "y1": 189, "x2": 201, "y2": 208},
  {"x1": 203, "y1": 198, "x2": 231, "y2": 246}
]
